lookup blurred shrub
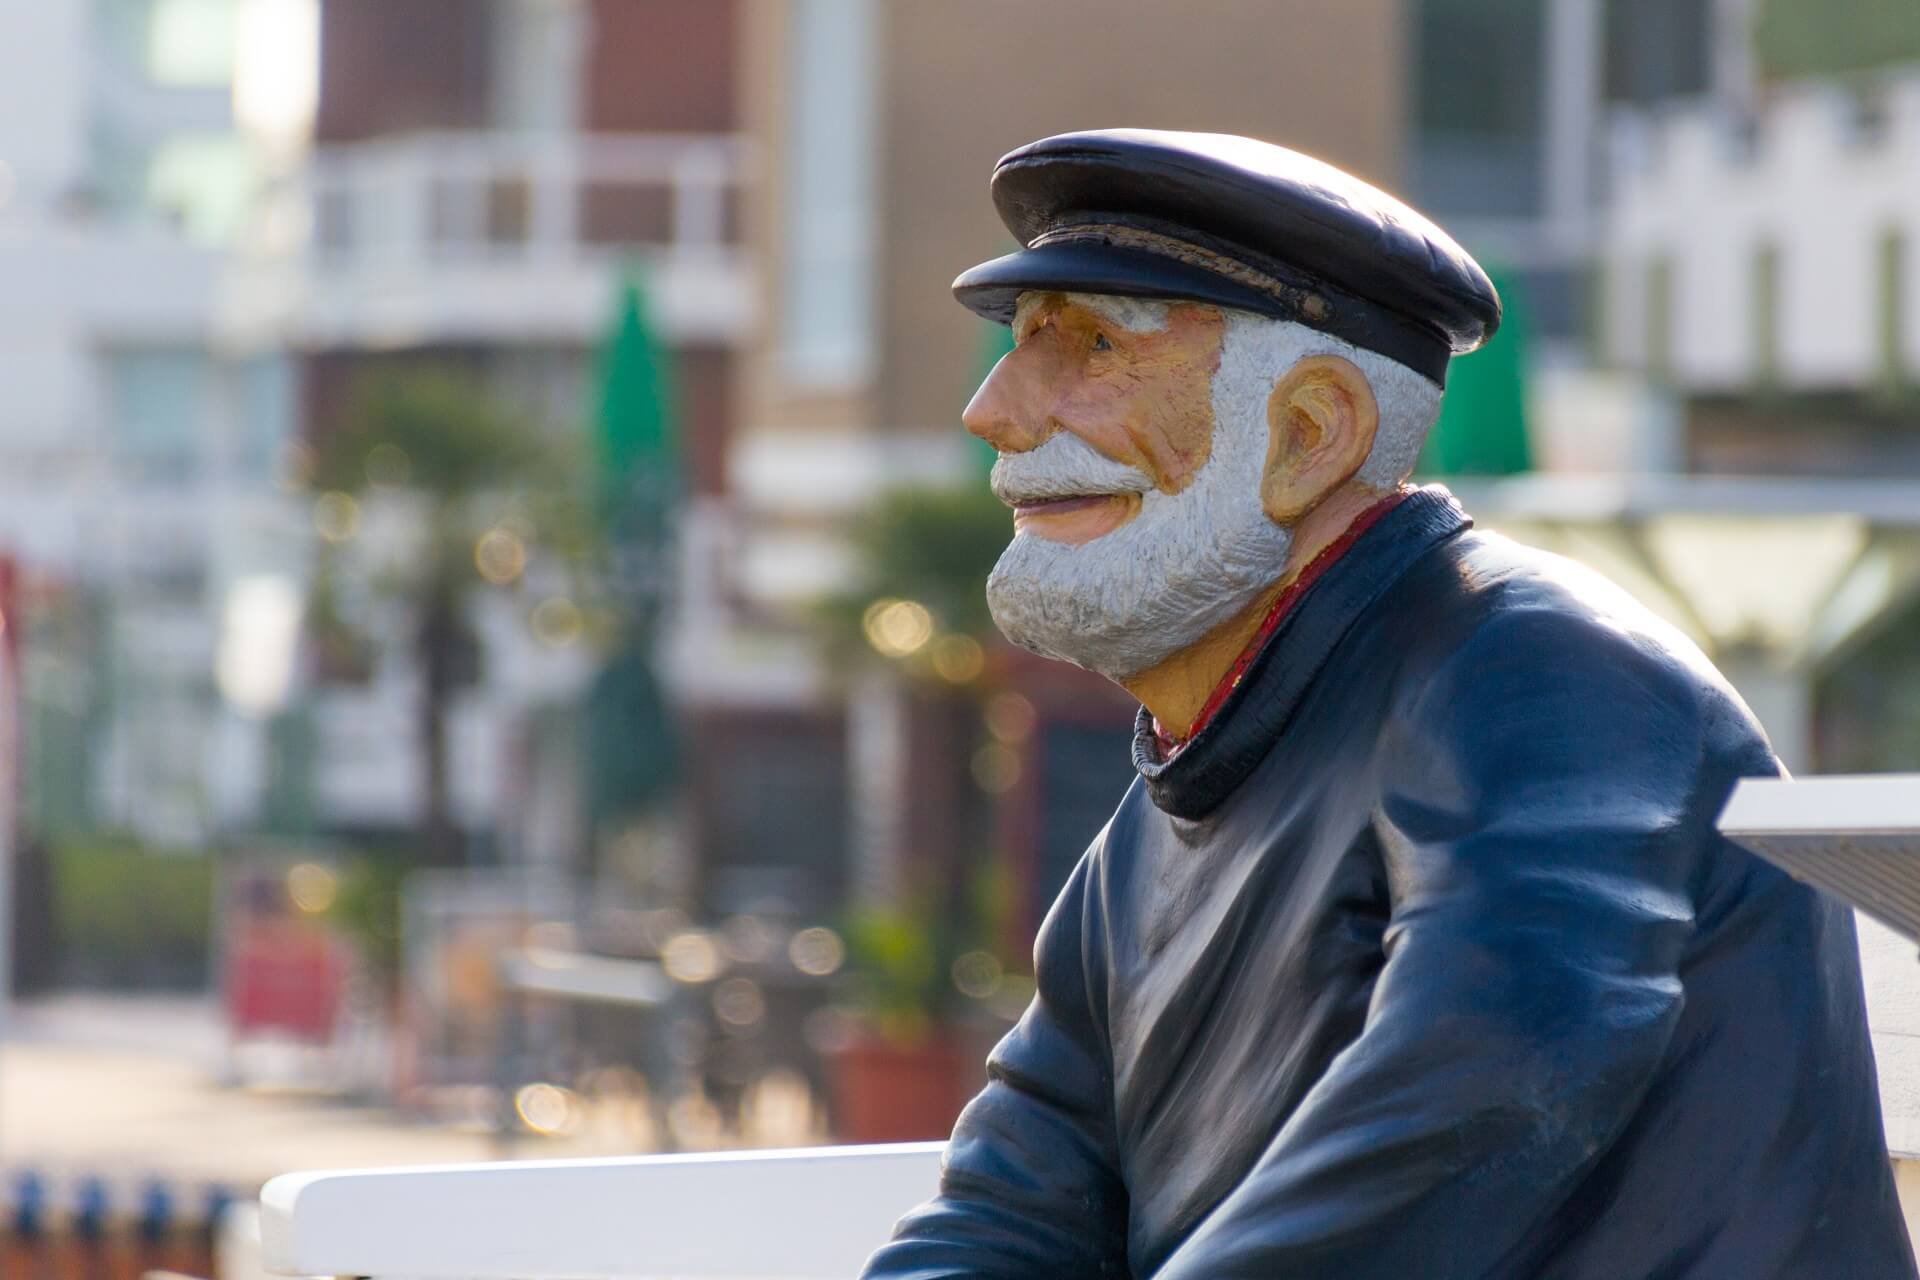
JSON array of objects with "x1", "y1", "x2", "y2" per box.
[
  {"x1": 839, "y1": 859, "x2": 1030, "y2": 1047},
  {"x1": 325, "y1": 855, "x2": 409, "y2": 993},
  {"x1": 50, "y1": 835, "x2": 212, "y2": 990},
  {"x1": 841, "y1": 904, "x2": 949, "y2": 1046},
  {"x1": 818, "y1": 482, "x2": 1010, "y2": 667}
]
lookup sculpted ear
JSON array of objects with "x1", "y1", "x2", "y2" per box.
[{"x1": 1260, "y1": 355, "x2": 1380, "y2": 524}]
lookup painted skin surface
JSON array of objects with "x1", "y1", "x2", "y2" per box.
[{"x1": 963, "y1": 293, "x2": 1224, "y2": 544}]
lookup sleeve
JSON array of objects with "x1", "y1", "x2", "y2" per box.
[
  {"x1": 1153, "y1": 609, "x2": 1718, "y2": 1280},
  {"x1": 860, "y1": 849, "x2": 1131, "y2": 1279}
]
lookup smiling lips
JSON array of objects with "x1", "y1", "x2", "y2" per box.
[{"x1": 1010, "y1": 492, "x2": 1143, "y2": 545}]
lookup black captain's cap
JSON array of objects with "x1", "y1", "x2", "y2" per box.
[{"x1": 953, "y1": 129, "x2": 1500, "y2": 385}]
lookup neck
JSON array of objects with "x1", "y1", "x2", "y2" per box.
[{"x1": 1121, "y1": 482, "x2": 1398, "y2": 738}]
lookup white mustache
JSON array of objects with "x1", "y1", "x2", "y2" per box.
[{"x1": 989, "y1": 432, "x2": 1155, "y2": 506}]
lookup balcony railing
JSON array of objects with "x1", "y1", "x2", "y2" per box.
[
  {"x1": 305, "y1": 131, "x2": 753, "y2": 266},
  {"x1": 228, "y1": 132, "x2": 758, "y2": 346}
]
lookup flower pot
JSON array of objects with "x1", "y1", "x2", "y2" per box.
[{"x1": 829, "y1": 1034, "x2": 974, "y2": 1143}]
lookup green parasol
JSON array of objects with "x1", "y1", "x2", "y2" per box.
[
  {"x1": 585, "y1": 273, "x2": 682, "y2": 836},
  {"x1": 1419, "y1": 262, "x2": 1533, "y2": 477}
]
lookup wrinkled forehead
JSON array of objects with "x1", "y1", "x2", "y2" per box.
[{"x1": 1013, "y1": 290, "x2": 1174, "y2": 335}]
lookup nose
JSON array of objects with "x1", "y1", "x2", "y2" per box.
[{"x1": 962, "y1": 340, "x2": 1053, "y2": 454}]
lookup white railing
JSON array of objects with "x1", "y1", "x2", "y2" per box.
[
  {"x1": 303, "y1": 131, "x2": 755, "y2": 267},
  {"x1": 224, "y1": 131, "x2": 759, "y2": 345},
  {"x1": 259, "y1": 1142, "x2": 944, "y2": 1280}
]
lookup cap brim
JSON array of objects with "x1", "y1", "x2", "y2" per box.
[{"x1": 952, "y1": 240, "x2": 1290, "y2": 326}]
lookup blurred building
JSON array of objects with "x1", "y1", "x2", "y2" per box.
[
  {"x1": 226, "y1": 0, "x2": 754, "y2": 861},
  {"x1": 1602, "y1": 5, "x2": 1920, "y2": 476},
  {"x1": 1573, "y1": 1, "x2": 1920, "y2": 772},
  {"x1": 0, "y1": 0, "x2": 305, "y2": 845}
]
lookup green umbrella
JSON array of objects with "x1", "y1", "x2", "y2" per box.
[
  {"x1": 1419, "y1": 262, "x2": 1533, "y2": 477},
  {"x1": 585, "y1": 642, "x2": 677, "y2": 828},
  {"x1": 592, "y1": 272, "x2": 683, "y2": 605},
  {"x1": 585, "y1": 274, "x2": 682, "y2": 836},
  {"x1": 596, "y1": 274, "x2": 679, "y2": 509}
]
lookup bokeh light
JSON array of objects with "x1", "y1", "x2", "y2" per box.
[
  {"x1": 788, "y1": 926, "x2": 846, "y2": 977},
  {"x1": 972, "y1": 742, "x2": 1022, "y2": 794},
  {"x1": 286, "y1": 862, "x2": 337, "y2": 914},
  {"x1": 513, "y1": 1082, "x2": 582, "y2": 1136},
  {"x1": 661, "y1": 930, "x2": 725, "y2": 984},
  {"x1": 713, "y1": 977, "x2": 767, "y2": 1029},
  {"x1": 719, "y1": 915, "x2": 776, "y2": 965},
  {"x1": 862, "y1": 598, "x2": 934, "y2": 657},
  {"x1": 952, "y1": 950, "x2": 1003, "y2": 999},
  {"x1": 530, "y1": 596, "x2": 584, "y2": 647},
  {"x1": 929, "y1": 634, "x2": 986, "y2": 683},
  {"x1": 313, "y1": 490, "x2": 359, "y2": 543},
  {"x1": 364, "y1": 441, "x2": 411, "y2": 487},
  {"x1": 985, "y1": 692, "x2": 1039, "y2": 743},
  {"x1": 474, "y1": 527, "x2": 526, "y2": 585}
]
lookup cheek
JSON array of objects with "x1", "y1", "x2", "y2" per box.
[
  {"x1": 1047, "y1": 347, "x2": 1219, "y2": 491},
  {"x1": 1054, "y1": 380, "x2": 1148, "y2": 460},
  {"x1": 1125, "y1": 373, "x2": 1214, "y2": 483},
  {"x1": 1067, "y1": 368, "x2": 1211, "y2": 492}
]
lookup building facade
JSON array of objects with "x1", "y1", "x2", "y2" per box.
[{"x1": 0, "y1": 0, "x2": 305, "y2": 846}]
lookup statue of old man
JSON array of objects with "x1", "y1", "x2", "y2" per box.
[{"x1": 861, "y1": 131, "x2": 1916, "y2": 1279}]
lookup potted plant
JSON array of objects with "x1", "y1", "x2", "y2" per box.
[{"x1": 828, "y1": 902, "x2": 983, "y2": 1143}]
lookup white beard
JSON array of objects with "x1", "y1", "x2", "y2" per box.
[{"x1": 984, "y1": 320, "x2": 1297, "y2": 681}]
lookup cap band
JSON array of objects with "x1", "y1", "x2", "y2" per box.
[
  {"x1": 1031, "y1": 222, "x2": 1334, "y2": 326},
  {"x1": 1025, "y1": 215, "x2": 1451, "y2": 383}
]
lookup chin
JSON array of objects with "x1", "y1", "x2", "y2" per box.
[{"x1": 985, "y1": 515, "x2": 1290, "y2": 682}]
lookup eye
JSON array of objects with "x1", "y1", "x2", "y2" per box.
[{"x1": 1091, "y1": 332, "x2": 1112, "y2": 352}]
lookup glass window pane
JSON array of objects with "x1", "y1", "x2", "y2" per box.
[
  {"x1": 108, "y1": 349, "x2": 207, "y2": 485},
  {"x1": 778, "y1": 0, "x2": 876, "y2": 388},
  {"x1": 1410, "y1": 0, "x2": 1545, "y2": 218},
  {"x1": 237, "y1": 355, "x2": 294, "y2": 481}
]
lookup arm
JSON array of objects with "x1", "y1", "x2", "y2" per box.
[
  {"x1": 861, "y1": 852, "x2": 1130, "y2": 1279},
  {"x1": 1155, "y1": 610, "x2": 1719, "y2": 1279}
]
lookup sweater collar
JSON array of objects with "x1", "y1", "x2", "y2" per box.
[{"x1": 1130, "y1": 485, "x2": 1471, "y2": 819}]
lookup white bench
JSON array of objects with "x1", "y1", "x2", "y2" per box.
[{"x1": 258, "y1": 1142, "x2": 946, "y2": 1279}]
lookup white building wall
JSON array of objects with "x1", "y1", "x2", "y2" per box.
[
  {"x1": 1608, "y1": 78, "x2": 1920, "y2": 393},
  {"x1": 0, "y1": 5, "x2": 89, "y2": 210}
]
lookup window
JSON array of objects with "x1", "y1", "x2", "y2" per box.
[
  {"x1": 1410, "y1": 0, "x2": 1546, "y2": 218},
  {"x1": 1605, "y1": 0, "x2": 1712, "y2": 105},
  {"x1": 236, "y1": 356, "x2": 295, "y2": 481},
  {"x1": 777, "y1": 0, "x2": 876, "y2": 388},
  {"x1": 106, "y1": 349, "x2": 208, "y2": 485}
]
